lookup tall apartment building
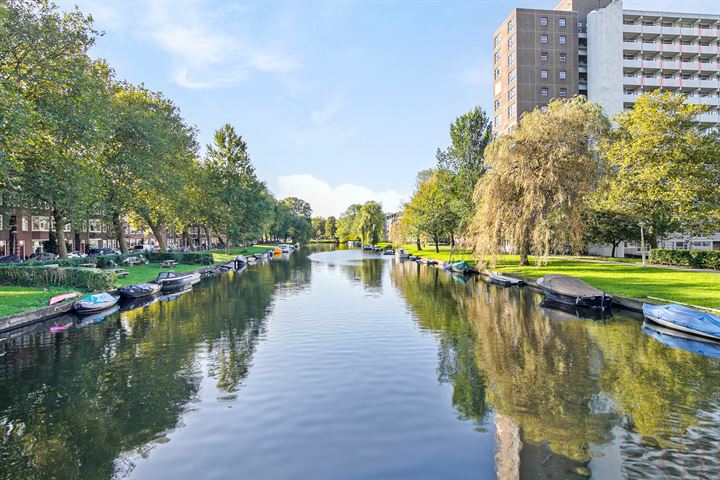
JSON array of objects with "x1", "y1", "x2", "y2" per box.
[{"x1": 492, "y1": 0, "x2": 720, "y2": 134}]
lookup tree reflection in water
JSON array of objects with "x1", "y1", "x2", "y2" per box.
[{"x1": 389, "y1": 259, "x2": 720, "y2": 478}]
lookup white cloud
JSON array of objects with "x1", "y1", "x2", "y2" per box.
[{"x1": 275, "y1": 174, "x2": 406, "y2": 217}]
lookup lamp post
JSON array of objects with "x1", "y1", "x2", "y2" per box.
[{"x1": 638, "y1": 221, "x2": 647, "y2": 267}]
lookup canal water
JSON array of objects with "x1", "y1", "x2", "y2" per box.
[{"x1": 1, "y1": 246, "x2": 719, "y2": 479}]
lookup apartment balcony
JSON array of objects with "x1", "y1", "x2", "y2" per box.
[
  {"x1": 681, "y1": 45, "x2": 700, "y2": 54},
  {"x1": 642, "y1": 60, "x2": 661, "y2": 70},
  {"x1": 623, "y1": 41, "x2": 641, "y2": 53},
  {"x1": 681, "y1": 78, "x2": 701, "y2": 88},
  {"x1": 658, "y1": 43, "x2": 680, "y2": 53},
  {"x1": 699, "y1": 79, "x2": 720, "y2": 89},
  {"x1": 696, "y1": 113, "x2": 720, "y2": 123},
  {"x1": 641, "y1": 25, "x2": 662, "y2": 35},
  {"x1": 661, "y1": 60, "x2": 680, "y2": 71},
  {"x1": 681, "y1": 61, "x2": 700, "y2": 71},
  {"x1": 623, "y1": 76, "x2": 642, "y2": 86},
  {"x1": 578, "y1": 65, "x2": 587, "y2": 73},
  {"x1": 699, "y1": 62, "x2": 720, "y2": 72},
  {"x1": 661, "y1": 27, "x2": 682, "y2": 36},
  {"x1": 623, "y1": 59, "x2": 641, "y2": 68},
  {"x1": 623, "y1": 24, "x2": 641, "y2": 34},
  {"x1": 643, "y1": 77, "x2": 661, "y2": 87},
  {"x1": 700, "y1": 28, "x2": 718, "y2": 38},
  {"x1": 623, "y1": 94, "x2": 641, "y2": 103},
  {"x1": 681, "y1": 27, "x2": 699, "y2": 37},
  {"x1": 661, "y1": 78, "x2": 681, "y2": 87},
  {"x1": 700, "y1": 45, "x2": 718, "y2": 55},
  {"x1": 641, "y1": 42, "x2": 659, "y2": 51}
]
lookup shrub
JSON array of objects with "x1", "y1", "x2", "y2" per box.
[
  {"x1": 0, "y1": 266, "x2": 116, "y2": 291},
  {"x1": 651, "y1": 249, "x2": 720, "y2": 270},
  {"x1": 146, "y1": 252, "x2": 214, "y2": 265}
]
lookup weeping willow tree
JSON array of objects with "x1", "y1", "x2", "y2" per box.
[{"x1": 470, "y1": 97, "x2": 610, "y2": 266}]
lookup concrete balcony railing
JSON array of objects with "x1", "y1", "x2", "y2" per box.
[
  {"x1": 681, "y1": 27, "x2": 699, "y2": 36},
  {"x1": 700, "y1": 28, "x2": 718, "y2": 38},
  {"x1": 661, "y1": 61, "x2": 680, "y2": 70},
  {"x1": 623, "y1": 41, "x2": 641, "y2": 51},
  {"x1": 643, "y1": 77, "x2": 661, "y2": 87},
  {"x1": 696, "y1": 113, "x2": 720, "y2": 123},
  {"x1": 643, "y1": 60, "x2": 661, "y2": 69},
  {"x1": 699, "y1": 79, "x2": 720, "y2": 89},
  {"x1": 658, "y1": 43, "x2": 680, "y2": 53},
  {"x1": 681, "y1": 78, "x2": 701, "y2": 88},
  {"x1": 700, "y1": 45, "x2": 718, "y2": 55},
  {"x1": 623, "y1": 59, "x2": 641, "y2": 68},
  {"x1": 681, "y1": 45, "x2": 700, "y2": 54},
  {"x1": 661, "y1": 27, "x2": 682, "y2": 36},
  {"x1": 698, "y1": 62, "x2": 719, "y2": 72},
  {"x1": 623, "y1": 94, "x2": 642, "y2": 103},
  {"x1": 642, "y1": 25, "x2": 662, "y2": 35},
  {"x1": 662, "y1": 78, "x2": 681, "y2": 87},
  {"x1": 623, "y1": 76, "x2": 642, "y2": 86},
  {"x1": 681, "y1": 61, "x2": 700, "y2": 71},
  {"x1": 642, "y1": 42, "x2": 659, "y2": 51},
  {"x1": 623, "y1": 24, "x2": 641, "y2": 34}
]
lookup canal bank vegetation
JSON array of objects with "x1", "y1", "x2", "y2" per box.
[{"x1": 0, "y1": 0, "x2": 315, "y2": 258}]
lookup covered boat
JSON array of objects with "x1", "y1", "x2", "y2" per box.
[
  {"x1": 74, "y1": 292, "x2": 119, "y2": 314},
  {"x1": 395, "y1": 249, "x2": 410, "y2": 260},
  {"x1": 155, "y1": 271, "x2": 194, "y2": 290},
  {"x1": 642, "y1": 303, "x2": 720, "y2": 341},
  {"x1": 642, "y1": 322, "x2": 720, "y2": 359},
  {"x1": 536, "y1": 274, "x2": 611, "y2": 310},
  {"x1": 118, "y1": 282, "x2": 161, "y2": 299},
  {"x1": 489, "y1": 273, "x2": 525, "y2": 287},
  {"x1": 449, "y1": 261, "x2": 474, "y2": 275}
]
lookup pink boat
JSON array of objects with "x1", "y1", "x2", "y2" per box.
[
  {"x1": 50, "y1": 323, "x2": 73, "y2": 333},
  {"x1": 48, "y1": 292, "x2": 81, "y2": 305}
]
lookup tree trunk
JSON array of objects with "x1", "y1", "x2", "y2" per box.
[
  {"x1": 113, "y1": 212, "x2": 129, "y2": 254},
  {"x1": 205, "y1": 227, "x2": 212, "y2": 250},
  {"x1": 182, "y1": 226, "x2": 191, "y2": 247},
  {"x1": 146, "y1": 219, "x2": 167, "y2": 252},
  {"x1": 611, "y1": 242, "x2": 618, "y2": 258},
  {"x1": 52, "y1": 208, "x2": 68, "y2": 258},
  {"x1": 224, "y1": 231, "x2": 230, "y2": 254},
  {"x1": 450, "y1": 231, "x2": 455, "y2": 247},
  {"x1": 416, "y1": 237, "x2": 421, "y2": 251},
  {"x1": 434, "y1": 236, "x2": 440, "y2": 253}
]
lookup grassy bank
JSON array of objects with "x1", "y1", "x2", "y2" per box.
[
  {"x1": 0, "y1": 286, "x2": 76, "y2": 318},
  {"x1": 400, "y1": 245, "x2": 720, "y2": 310},
  {"x1": 209, "y1": 246, "x2": 272, "y2": 263}
]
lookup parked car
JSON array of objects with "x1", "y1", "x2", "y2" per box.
[
  {"x1": 133, "y1": 244, "x2": 157, "y2": 253},
  {"x1": 0, "y1": 255, "x2": 21, "y2": 264},
  {"x1": 67, "y1": 251, "x2": 87, "y2": 258},
  {"x1": 27, "y1": 252, "x2": 58, "y2": 261},
  {"x1": 87, "y1": 248, "x2": 121, "y2": 257}
]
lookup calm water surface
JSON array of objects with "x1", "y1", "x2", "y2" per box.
[{"x1": 1, "y1": 246, "x2": 719, "y2": 479}]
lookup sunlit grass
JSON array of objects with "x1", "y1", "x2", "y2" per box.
[{"x1": 0, "y1": 286, "x2": 76, "y2": 317}]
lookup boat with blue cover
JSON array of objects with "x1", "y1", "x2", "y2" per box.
[
  {"x1": 642, "y1": 322, "x2": 720, "y2": 359},
  {"x1": 74, "y1": 292, "x2": 119, "y2": 314},
  {"x1": 642, "y1": 303, "x2": 720, "y2": 341}
]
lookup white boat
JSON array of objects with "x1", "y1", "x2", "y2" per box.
[
  {"x1": 277, "y1": 244, "x2": 292, "y2": 253},
  {"x1": 395, "y1": 249, "x2": 410, "y2": 260}
]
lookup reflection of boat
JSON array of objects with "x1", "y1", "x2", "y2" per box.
[
  {"x1": 74, "y1": 293, "x2": 119, "y2": 314},
  {"x1": 489, "y1": 273, "x2": 525, "y2": 287},
  {"x1": 540, "y1": 300, "x2": 611, "y2": 321},
  {"x1": 643, "y1": 303, "x2": 720, "y2": 341},
  {"x1": 642, "y1": 321, "x2": 720, "y2": 359},
  {"x1": 119, "y1": 282, "x2": 161, "y2": 299},
  {"x1": 120, "y1": 295, "x2": 159, "y2": 312},
  {"x1": 537, "y1": 274, "x2": 611, "y2": 310},
  {"x1": 159, "y1": 285, "x2": 192, "y2": 303},
  {"x1": 395, "y1": 249, "x2": 410, "y2": 260},
  {"x1": 451, "y1": 273, "x2": 471, "y2": 284},
  {"x1": 156, "y1": 271, "x2": 194, "y2": 290},
  {"x1": 77, "y1": 305, "x2": 120, "y2": 327},
  {"x1": 50, "y1": 322, "x2": 73, "y2": 333}
]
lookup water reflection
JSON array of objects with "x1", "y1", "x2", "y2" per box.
[{"x1": 389, "y1": 259, "x2": 720, "y2": 478}]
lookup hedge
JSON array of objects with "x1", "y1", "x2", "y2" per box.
[
  {"x1": 651, "y1": 249, "x2": 720, "y2": 270},
  {"x1": 25, "y1": 251, "x2": 214, "y2": 267},
  {"x1": 0, "y1": 266, "x2": 116, "y2": 290}
]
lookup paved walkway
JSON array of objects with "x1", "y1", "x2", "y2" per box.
[{"x1": 556, "y1": 256, "x2": 720, "y2": 274}]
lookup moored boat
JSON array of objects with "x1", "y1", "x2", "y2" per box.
[
  {"x1": 642, "y1": 303, "x2": 720, "y2": 341},
  {"x1": 642, "y1": 321, "x2": 720, "y2": 359},
  {"x1": 449, "y1": 261, "x2": 474, "y2": 275},
  {"x1": 155, "y1": 271, "x2": 194, "y2": 290},
  {"x1": 74, "y1": 292, "x2": 120, "y2": 314},
  {"x1": 536, "y1": 274, "x2": 611, "y2": 310},
  {"x1": 395, "y1": 249, "x2": 410, "y2": 260},
  {"x1": 489, "y1": 273, "x2": 526, "y2": 287},
  {"x1": 49, "y1": 292, "x2": 81, "y2": 305},
  {"x1": 118, "y1": 282, "x2": 162, "y2": 299}
]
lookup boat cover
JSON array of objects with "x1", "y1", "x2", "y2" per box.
[
  {"x1": 451, "y1": 261, "x2": 473, "y2": 272},
  {"x1": 539, "y1": 274, "x2": 603, "y2": 298},
  {"x1": 643, "y1": 303, "x2": 720, "y2": 339},
  {"x1": 120, "y1": 283, "x2": 160, "y2": 295},
  {"x1": 642, "y1": 323, "x2": 720, "y2": 359},
  {"x1": 79, "y1": 293, "x2": 116, "y2": 304}
]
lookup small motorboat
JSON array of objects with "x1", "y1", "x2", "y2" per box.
[
  {"x1": 642, "y1": 321, "x2": 720, "y2": 359},
  {"x1": 49, "y1": 292, "x2": 81, "y2": 305},
  {"x1": 155, "y1": 271, "x2": 194, "y2": 290},
  {"x1": 449, "y1": 261, "x2": 474, "y2": 275},
  {"x1": 489, "y1": 273, "x2": 526, "y2": 287},
  {"x1": 50, "y1": 322, "x2": 74, "y2": 333},
  {"x1": 382, "y1": 249, "x2": 395, "y2": 256},
  {"x1": 78, "y1": 305, "x2": 120, "y2": 327},
  {"x1": 278, "y1": 244, "x2": 292, "y2": 253},
  {"x1": 395, "y1": 249, "x2": 410, "y2": 260},
  {"x1": 362, "y1": 245, "x2": 374, "y2": 251},
  {"x1": 74, "y1": 292, "x2": 120, "y2": 314},
  {"x1": 642, "y1": 303, "x2": 720, "y2": 341},
  {"x1": 537, "y1": 274, "x2": 612, "y2": 310},
  {"x1": 118, "y1": 282, "x2": 161, "y2": 299}
]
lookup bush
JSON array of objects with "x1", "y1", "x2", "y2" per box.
[
  {"x1": 146, "y1": 252, "x2": 214, "y2": 265},
  {"x1": 0, "y1": 266, "x2": 116, "y2": 290},
  {"x1": 651, "y1": 249, "x2": 720, "y2": 270}
]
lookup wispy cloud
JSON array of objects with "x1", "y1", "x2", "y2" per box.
[{"x1": 275, "y1": 174, "x2": 406, "y2": 217}]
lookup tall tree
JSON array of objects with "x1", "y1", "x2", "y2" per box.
[
  {"x1": 324, "y1": 216, "x2": 337, "y2": 239},
  {"x1": 583, "y1": 208, "x2": 641, "y2": 258},
  {"x1": 311, "y1": 216, "x2": 325, "y2": 238},
  {"x1": 406, "y1": 171, "x2": 460, "y2": 252},
  {"x1": 336, "y1": 204, "x2": 362, "y2": 242},
  {"x1": 204, "y1": 124, "x2": 270, "y2": 253},
  {"x1": 281, "y1": 197, "x2": 312, "y2": 219},
  {"x1": 470, "y1": 97, "x2": 610, "y2": 265},
  {"x1": 355, "y1": 201, "x2": 385, "y2": 245},
  {"x1": 596, "y1": 91, "x2": 720, "y2": 240}
]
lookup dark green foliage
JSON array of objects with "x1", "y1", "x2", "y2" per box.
[
  {"x1": 146, "y1": 252, "x2": 214, "y2": 265},
  {"x1": 0, "y1": 266, "x2": 115, "y2": 290},
  {"x1": 650, "y1": 249, "x2": 720, "y2": 270}
]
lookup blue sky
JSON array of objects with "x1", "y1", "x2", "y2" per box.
[{"x1": 58, "y1": 0, "x2": 719, "y2": 216}]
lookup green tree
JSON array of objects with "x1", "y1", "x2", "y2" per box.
[
  {"x1": 355, "y1": 201, "x2": 384, "y2": 244},
  {"x1": 596, "y1": 91, "x2": 720, "y2": 239},
  {"x1": 583, "y1": 208, "x2": 641, "y2": 257},
  {"x1": 471, "y1": 97, "x2": 610, "y2": 265},
  {"x1": 281, "y1": 197, "x2": 312, "y2": 219},
  {"x1": 204, "y1": 124, "x2": 270, "y2": 253},
  {"x1": 311, "y1": 216, "x2": 325, "y2": 238},
  {"x1": 406, "y1": 171, "x2": 460, "y2": 252},
  {"x1": 336, "y1": 204, "x2": 362, "y2": 242},
  {"x1": 436, "y1": 106, "x2": 493, "y2": 231},
  {"x1": 324, "y1": 216, "x2": 337, "y2": 239}
]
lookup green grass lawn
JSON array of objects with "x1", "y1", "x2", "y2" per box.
[
  {"x1": 0, "y1": 286, "x2": 78, "y2": 317},
  {"x1": 398, "y1": 245, "x2": 719, "y2": 309},
  {"x1": 209, "y1": 246, "x2": 273, "y2": 264},
  {"x1": 114, "y1": 263, "x2": 202, "y2": 286}
]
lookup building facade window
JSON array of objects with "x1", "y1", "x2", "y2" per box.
[
  {"x1": 559, "y1": 88, "x2": 567, "y2": 97},
  {"x1": 508, "y1": 104, "x2": 516, "y2": 118},
  {"x1": 559, "y1": 17, "x2": 566, "y2": 27},
  {"x1": 495, "y1": 99, "x2": 501, "y2": 110},
  {"x1": 89, "y1": 219, "x2": 102, "y2": 234},
  {"x1": 494, "y1": 35, "x2": 500, "y2": 47},
  {"x1": 541, "y1": 87, "x2": 548, "y2": 96},
  {"x1": 31, "y1": 216, "x2": 50, "y2": 232},
  {"x1": 559, "y1": 70, "x2": 566, "y2": 79},
  {"x1": 540, "y1": 17, "x2": 548, "y2": 26},
  {"x1": 507, "y1": 18, "x2": 515, "y2": 32},
  {"x1": 559, "y1": 35, "x2": 566, "y2": 45},
  {"x1": 495, "y1": 68, "x2": 500, "y2": 79},
  {"x1": 508, "y1": 35, "x2": 515, "y2": 48},
  {"x1": 540, "y1": 69, "x2": 548, "y2": 79},
  {"x1": 540, "y1": 52, "x2": 548, "y2": 61},
  {"x1": 494, "y1": 51, "x2": 500, "y2": 63},
  {"x1": 540, "y1": 35, "x2": 548, "y2": 44},
  {"x1": 559, "y1": 53, "x2": 566, "y2": 62},
  {"x1": 508, "y1": 52, "x2": 516, "y2": 66},
  {"x1": 495, "y1": 114, "x2": 502, "y2": 126},
  {"x1": 22, "y1": 216, "x2": 28, "y2": 231},
  {"x1": 508, "y1": 87, "x2": 515, "y2": 100},
  {"x1": 508, "y1": 69, "x2": 516, "y2": 82}
]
